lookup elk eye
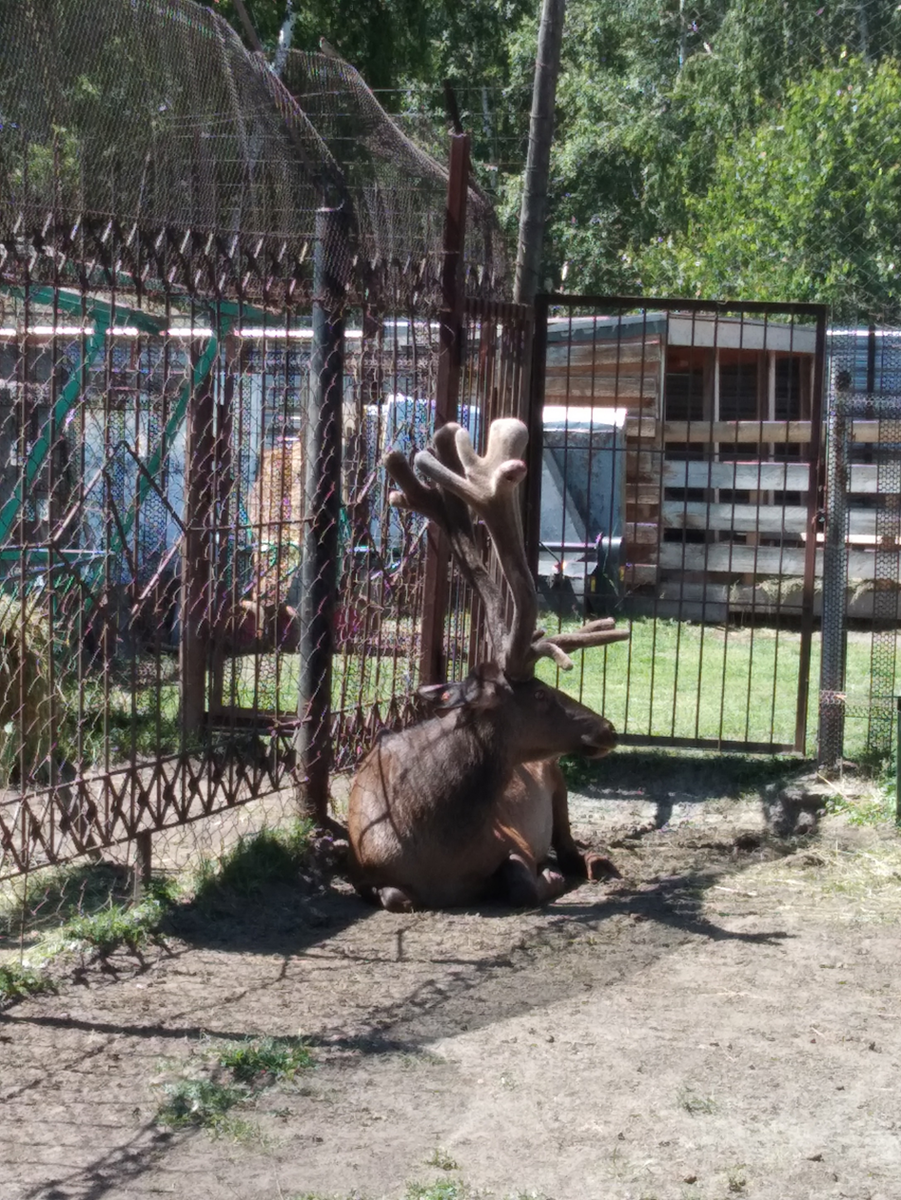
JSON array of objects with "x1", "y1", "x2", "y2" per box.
[{"x1": 534, "y1": 687, "x2": 547, "y2": 701}]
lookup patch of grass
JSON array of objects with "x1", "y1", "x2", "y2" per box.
[
  {"x1": 193, "y1": 819, "x2": 314, "y2": 904},
  {"x1": 825, "y1": 781, "x2": 897, "y2": 826},
  {"x1": 216, "y1": 1035, "x2": 313, "y2": 1085},
  {"x1": 405, "y1": 1184, "x2": 470, "y2": 1200},
  {"x1": 559, "y1": 745, "x2": 802, "y2": 799},
  {"x1": 155, "y1": 1034, "x2": 315, "y2": 1136},
  {"x1": 0, "y1": 961, "x2": 56, "y2": 1004},
  {"x1": 727, "y1": 1165, "x2": 748, "y2": 1193},
  {"x1": 59, "y1": 893, "x2": 168, "y2": 960},
  {"x1": 0, "y1": 859, "x2": 134, "y2": 943},
  {"x1": 156, "y1": 1077, "x2": 249, "y2": 1131}
]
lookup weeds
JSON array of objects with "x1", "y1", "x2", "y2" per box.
[
  {"x1": 678, "y1": 1088, "x2": 717, "y2": 1116},
  {"x1": 0, "y1": 961, "x2": 56, "y2": 1004},
  {"x1": 216, "y1": 1035, "x2": 313, "y2": 1085},
  {"x1": 193, "y1": 819, "x2": 314, "y2": 905},
  {"x1": 155, "y1": 1035, "x2": 314, "y2": 1135},
  {"x1": 424, "y1": 1148, "x2": 459, "y2": 1172},
  {"x1": 58, "y1": 893, "x2": 169, "y2": 962}
]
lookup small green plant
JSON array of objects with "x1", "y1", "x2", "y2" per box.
[
  {"x1": 678, "y1": 1088, "x2": 716, "y2": 1116},
  {"x1": 155, "y1": 1035, "x2": 314, "y2": 1135},
  {"x1": 156, "y1": 1077, "x2": 249, "y2": 1131},
  {"x1": 216, "y1": 1035, "x2": 313, "y2": 1084},
  {"x1": 0, "y1": 961, "x2": 56, "y2": 1004},
  {"x1": 727, "y1": 1165, "x2": 748, "y2": 1192},
  {"x1": 424, "y1": 1147, "x2": 459, "y2": 1172},
  {"x1": 404, "y1": 1183, "x2": 470, "y2": 1200},
  {"x1": 824, "y1": 775, "x2": 897, "y2": 827},
  {"x1": 60, "y1": 894, "x2": 167, "y2": 960}
]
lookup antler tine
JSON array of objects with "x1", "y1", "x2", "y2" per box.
[
  {"x1": 414, "y1": 419, "x2": 537, "y2": 680},
  {"x1": 530, "y1": 618, "x2": 631, "y2": 673}
]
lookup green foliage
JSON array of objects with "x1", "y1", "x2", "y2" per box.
[
  {"x1": 216, "y1": 1035, "x2": 314, "y2": 1085},
  {"x1": 0, "y1": 961, "x2": 56, "y2": 1004},
  {"x1": 60, "y1": 894, "x2": 168, "y2": 959},
  {"x1": 156, "y1": 1034, "x2": 314, "y2": 1134},
  {"x1": 639, "y1": 55, "x2": 901, "y2": 316},
  {"x1": 156, "y1": 1077, "x2": 249, "y2": 1131},
  {"x1": 193, "y1": 819, "x2": 314, "y2": 903}
]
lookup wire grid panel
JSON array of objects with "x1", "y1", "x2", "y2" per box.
[
  {"x1": 533, "y1": 296, "x2": 827, "y2": 754},
  {"x1": 820, "y1": 329, "x2": 901, "y2": 765},
  {"x1": 329, "y1": 315, "x2": 441, "y2": 772}
]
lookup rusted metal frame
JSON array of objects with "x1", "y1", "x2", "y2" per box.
[
  {"x1": 796, "y1": 306, "x2": 828, "y2": 753},
  {"x1": 295, "y1": 207, "x2": 346, "y2": 825},
  {"x1": 207, "y1": 332, "x2": 239, "y2": 723},
  {"x1": 418, "y1": 133, "x2": 469, "y2": 687},
  {"x1": 180, "y1": 333, "x2": 219, "y2": 740}
]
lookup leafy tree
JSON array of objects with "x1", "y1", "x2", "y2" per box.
[{"x1": 637, "y1": 54, "x2": 901, "y2": 319}]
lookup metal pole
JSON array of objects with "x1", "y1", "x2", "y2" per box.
[
  {"x1": 819, "y1": 395, "x2": 849, "y2": 770},
  {"x1": 418, "y1": 133, "x2": 469, "y2": 687},
  {"x1": 180, "y1": 344, "x2": 216, "y2": 740},
  {"x1": 295, "y1": 208, "x2": 345, "y2": 825},
  {"x1": 796, "y1": 306, "x2": 829, "y2": 753}
]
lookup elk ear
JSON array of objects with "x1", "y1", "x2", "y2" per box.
[
  {"x1": 417, "y1": 670, "x2": 504, "y2": 711},
  {"x1": 417, "y1": 681, "x2": 470, "y2": 710}
]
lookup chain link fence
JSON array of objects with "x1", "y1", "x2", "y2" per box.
[{"x1": 0, "y1": 0, "x2": 515, "y2": 904}]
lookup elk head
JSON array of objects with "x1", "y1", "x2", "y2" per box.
[{"x1": 384, "y1": 416, "x2": 628, "y2": 766}]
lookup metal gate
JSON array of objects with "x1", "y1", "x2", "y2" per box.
[
  {"x1": 819, "y1": 330, "x2": 901, "y2": 769},
  {"x1": 530, "y1": 294, "x2": 828, "y2": 754}
]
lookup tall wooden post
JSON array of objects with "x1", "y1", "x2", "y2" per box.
[
  {"x1": 418, "y1": 133, "x2": 469, "y2": 687},
  {"x1": 295, "y1": 207, "x2": 345, "y2": 824}
]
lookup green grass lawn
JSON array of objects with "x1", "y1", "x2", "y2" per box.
[{"x1": 40, "y1": 615, "x2": 897, "y2": 771}]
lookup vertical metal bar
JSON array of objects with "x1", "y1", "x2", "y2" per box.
[
  {"x1": 526, "y1": 293, "x2": 549, "y2": 576},
  {"x1": 295, "y1": 207, "x2": 345, "y2": 825},
  {"x1": 132, "y1": 829, "x2": 152, "y2": 900},
  {"x1": 180, "y1": 340, "x2": 217, "y2": 739},
  {"x1": 795, "y1": 306, "x2": 829, "y2": 753},
  {"x1": 418, "y1": 133, "x2": 469, "y2": 686},
  {"x1": 819, "y1": 394, "x2": 848, "y2": 769}
]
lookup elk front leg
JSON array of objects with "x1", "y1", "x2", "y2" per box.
[
  {"x1": 500, "y1": 851, "x2": 566, "y2": 907},
  {"x1": 548, "y1": 762, "x2": 621, "y2": 881}
]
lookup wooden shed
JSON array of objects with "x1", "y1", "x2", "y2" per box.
[{"x1": 543, "y1": 311, "x2": 821, "y2": 619}]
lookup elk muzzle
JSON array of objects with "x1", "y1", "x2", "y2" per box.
[{"x1": 580, "y1": 718, "x2": 617, "y2": 759}]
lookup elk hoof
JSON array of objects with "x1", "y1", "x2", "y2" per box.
[
  {"x1": 585, "y1": 853, "x2": 621, "y2": 881},
  {"x1": 538, "y1": 867, "x2": 567, "y2": 902},
  {"x1": 377, "y1": 886, "x2": 417, "y2": 913}
]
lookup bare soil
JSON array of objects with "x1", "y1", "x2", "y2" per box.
[{"x1": 2, "y1": 760, "x2": 900, "y2": 1200}]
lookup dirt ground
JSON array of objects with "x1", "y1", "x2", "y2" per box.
[{"x1": 2, "y1": 757, "x2": 901, "y2": 1200}]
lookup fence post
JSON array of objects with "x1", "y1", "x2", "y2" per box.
[
  {"x1": 796, "y1": 307, "x2": 828, "y2": 754},
  {"x1": 819, "y1": 394, "x2": 849, "y2": 770},
  {"x1": 418, "y1": 133, "x2": 469, "y2": 687},
  {"x1": 295, "y1": 207, "x2": 346, "y2": 825},
  {"x1": 525, "y1": 293, "x2": 549, "y2": 575},
  {"x1": 180, "y1": 338, "x2": 217, "y2": 739}
]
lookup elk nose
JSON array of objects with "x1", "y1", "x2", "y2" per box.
[{"x1": 581, "y1": 721, "x2": 617, "y2": 759}]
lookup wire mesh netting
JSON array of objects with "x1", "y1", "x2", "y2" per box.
[
  {"x1": 819, "y1": 330, "x2": 901, "y2": 769},
  {"x1": 0, "y1": 0, "x2": 519, "y2": 884},
  {"x1": 0, "y1": 0, "x2": 505, "y2": 303}
]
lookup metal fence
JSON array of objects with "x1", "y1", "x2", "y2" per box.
[
  {"x1": 528, "y1": 294, "x2": 828, "y2": 755},
  {"x1": 0, "y1": 0, "x2": 519, "y2": 883},
  {"x1": 819, "y1": 331, "x2": 901, "y2": 769}
]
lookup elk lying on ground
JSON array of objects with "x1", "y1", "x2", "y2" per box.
[{"x1": 347, "y1": 417, "x2": 629, "y2": 911}]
